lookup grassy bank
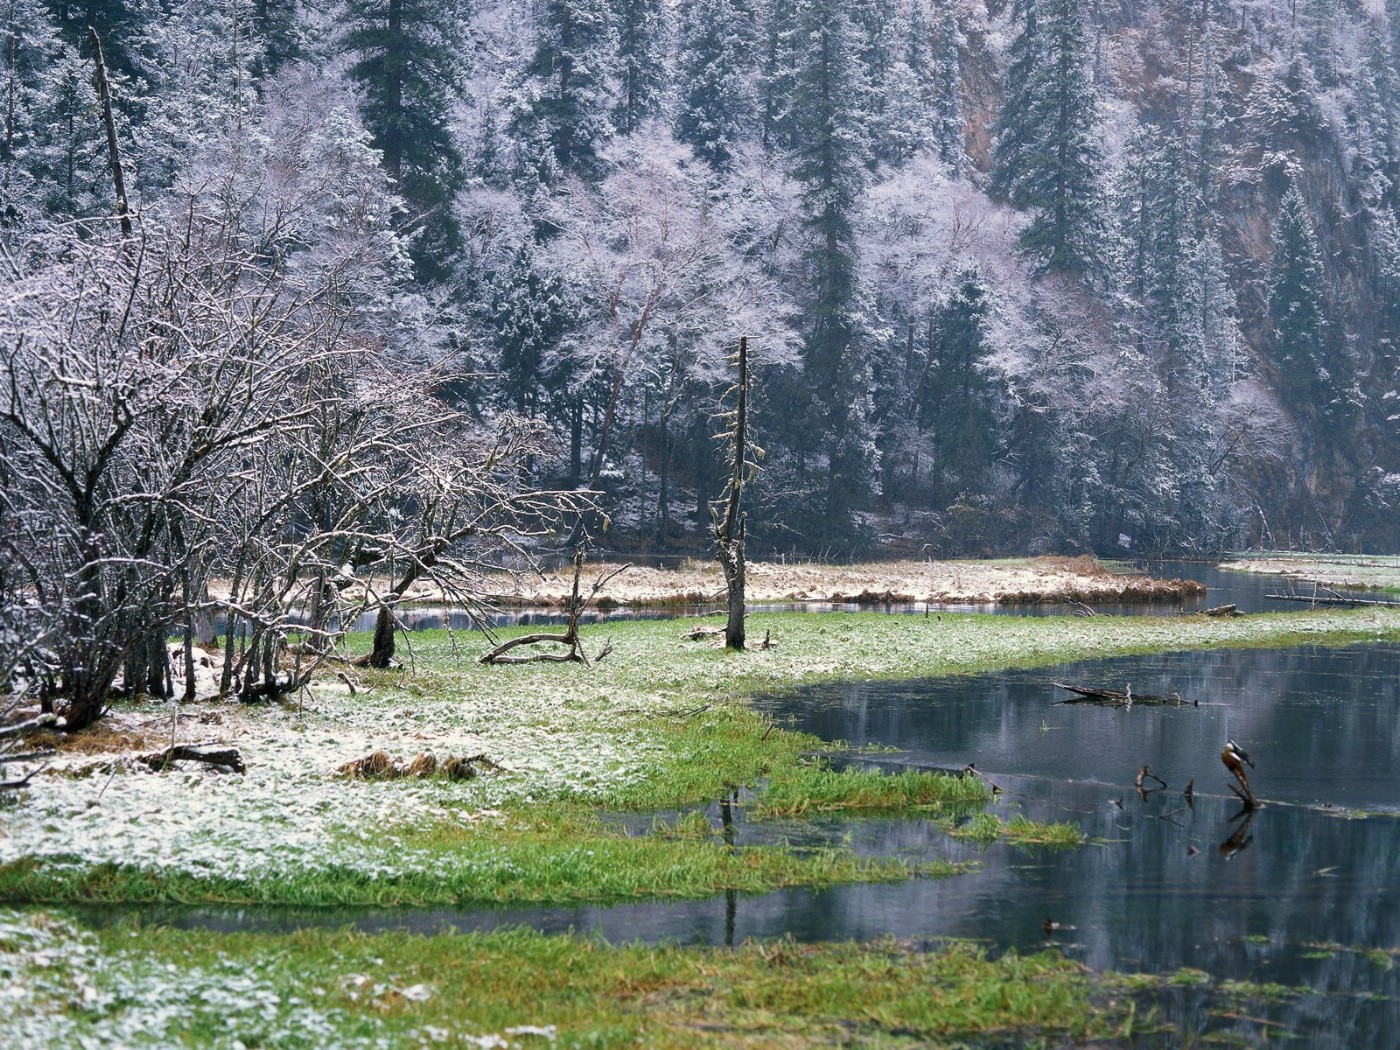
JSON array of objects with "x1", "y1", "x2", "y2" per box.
[
  {"x1": 1226, "y1": 552, "x2": 1400, "y2": 595},
  {"x1": 0, "y1": 908, "x2": 1150, "y2": 1048}
]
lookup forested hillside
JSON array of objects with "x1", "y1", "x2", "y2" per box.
[{"x1": 5, "y1": 0, "x2": 1399, "y2": 557}]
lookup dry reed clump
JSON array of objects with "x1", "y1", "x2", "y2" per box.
[
  {"x1": 26, "y1": 722, "x2": 161, "y2": 756},
  {"x1": 336, "y1": 749, "x2": 505, "y2": 782},
  {"x1": 828, "y1": 589, "x2": 919, "y2": 604},
  {"x1": 1036, "y1": 554, "x2": 1114, "y2": 578}
]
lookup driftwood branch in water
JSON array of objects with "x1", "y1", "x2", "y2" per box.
[
  {"x1": 963, "y1": 763, "x2": 1003, "y2": 794},
  {"x1": 1136, "y1": 763, "x2": 1167, "y2": 791},
  {"x1": 139, "y1": 743, "x2": 245, "y2": 774},
  {"x1": 479, "y1": 550, "x2": 628, "y2": 666},
  {"x1": 1052, "y1": 682, "x2": 1197, "y2": 707}
]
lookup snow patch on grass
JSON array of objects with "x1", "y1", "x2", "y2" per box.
[{"x1": 0, "y1": 669, "x2": 667, "y2": 886}]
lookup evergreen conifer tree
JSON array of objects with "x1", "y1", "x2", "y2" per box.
[
  {"x1": 516, "y1": 0, "x2": 617, "y2": 180},
  {"x1": 992, "y1": 0, "x2": 1106, "y2": 277},
  {"x1": 2, "y1": 0, "x2": 107, "y2": 225},
  {"x1": 341, "y1": 0, "x2": 467, "y2": 280},
  {"x1": 676, "y1": 0, "x2": 753, "y2": 169},
  {"x1": 1269, "y1": 180, "x2": 1344, "y2": 416},
  {"x1": 758, "y1": 0, "x2": 800, "y2": 149},
  {"x1": 930, "y1": 0, "x2": 964, "y2": 174},
  {"x1": 918, "y1": 266, "x2": 998, "y2": 503},
  {"x1": 985, "y1": 0, "x2": 1103, "y2": 275},
  {"x1": 484, "y1": 241, "x2": 578, "y2": 421},
  {"x1": 789, "y1": 0, "x2": 874, "y2": 538},
  {"x1": 612, "y1": 0, "x2": 667, "y2": 136}
]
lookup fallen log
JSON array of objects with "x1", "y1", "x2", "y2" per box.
[
  {"x1": 1266, "y1": 593, "x2": 1400, "y2": 608},
  {"x1": 0, "y1": 761, "x2": 50, "y2": 790},
  {"x1": 1052, "y1": 682, "x2": 1197, "y2": 707},
  {"x1": 1204, "y1": 603, "x2": 1239, "y2": 617},
  {"x1": 479, "y1": 552, "x2": 627, "y2": 666},
  {"x1": 0, "y1": 712, "x2": 60, "y2": 739},
  {"x1": 963, "y1": 763, "x2": 1003, "y2": 794},
  {"x1": 139, "y1": 744, "x2": 245, "y2": 774}
]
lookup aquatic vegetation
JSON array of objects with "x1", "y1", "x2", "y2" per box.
[{"x1": 752, "y1": 761, "x2": 991, "y2": 816}]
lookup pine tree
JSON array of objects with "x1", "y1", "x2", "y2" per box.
[
  {"x1": 917, "y1": 266, "x2": 998, "y2": 503},
  {"x1": 516, "y1": 0, "x2": 617, "y2": 181},
  {"x1": 758, "y1": 0, "x2": 800, "y2": 149},
  {"x1": 789, "y1": 0, "x2": 873, "y2": 537},
  {"x1": 930, "y1": 0, "x2": 964, "y2": 173},
  {"x1": 1190, "y1": 21, "x2": 1226, "y2": 204},
  {"x1": 1268, "y1": 180, "x2": 1343, "y2": 415},
  {"x1": 989, "y1": 0, "x2": 1044, "y2": 201},
  {"x1": 484, "y1": 240, "x2": 578, "y2": 420},
  {"x1": 1233, "y1": 51, "x2": 1328, "y2": 196},
  {"x1": 675, "y1": 0, "x2": 753, "y2": 169},
  {"x1": 341, "y1": 0, "x2": 467, "y2": 279},
  {"x1": 251, "y1": 0, "x2": 301, "y2": 76},
  {"x1": 612, "y1": 0, "x2": 667, "y2": 136},
  {"x1": 136, "y1": 1, "x2": 263, "y2": 190},
  {"x1": 1352, "y1": 35, "x2": 1400, "y2": 309},
  {"x1": 1, "y1": 0, "x2": 106, "y2": 225},
  {"x1": 992, "y1": 0, "x2": 1106, "y2": 278},
  {"x1": 879, "y1": 59, "x2": 931, "y2": 164},
  {"x1": 850, "y1": 0, "x2": 895, "y2": 161},
  {"x1": 44, "y1": 0, "x2": 152, "y2": 78}
]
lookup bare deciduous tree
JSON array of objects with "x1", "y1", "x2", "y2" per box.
[{"x1": 0, "y1": 206, "x2": 583, "y2": 730}]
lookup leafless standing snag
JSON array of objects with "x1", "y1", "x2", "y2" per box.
[
  {"x1": 712, "y1": 336, "x2": 759, "y2": 651},
  {"x1": 478, "y1": 550, "x2": 627, "y2": 665}
]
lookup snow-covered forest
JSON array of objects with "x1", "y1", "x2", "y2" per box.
[{"x1": 4, "y1": 0, "x2": 1400, "y2": 576}]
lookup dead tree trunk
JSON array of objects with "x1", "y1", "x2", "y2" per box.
[
  {"x1": 88, "y1": 27, "x2": 131, "y2": 238},
  {"x1": 368, "y1": 559, "x2": 432, "y2": 669},
  {"x1": 479, "y1": 551, "x2": 626, "y2": 665},
  {"x1": 713, "y1": 337, "x2": 751, "y2": 652}
]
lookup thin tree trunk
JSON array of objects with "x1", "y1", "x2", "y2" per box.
[
  {"x1": 88, "y1": 27, "x2": 131, "y2": 238},
  {"x1": 714, "y1": 338, "x2": 750, "y2": 651}
]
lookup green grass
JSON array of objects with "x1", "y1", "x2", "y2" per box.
[
  {"x1": 5, "y1": 606, "x2": 1397, "y2": 910},
  {"x1": 948, "y1": 811, "x2": 1086, "y2": 849},
  {"x1": 1, "y1": 909, "x2": 1142, "y2": 1048},
  {"x1": 752, "y1": 760, "x2": 991, "y2": 816},
  {"x1": 0, "y1": 806, "x2": 944, "y2": 908},
  {"x1": 8, "y1": 607, "x2": 1394, "y2": 1046}
]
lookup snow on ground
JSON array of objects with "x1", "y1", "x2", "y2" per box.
[
  {"x1": 0, "y1": 676, "x2": 664, "y2": 887},
  {"x1": 494, "y1": 556, "x2": 1198, "y2": 606},
  {"x1": 0, "y1": 909, "x2": 561, "y2": 1048},
  {"x1": 1227, "y1": 554, "x2": 1400, "y2": 594}
]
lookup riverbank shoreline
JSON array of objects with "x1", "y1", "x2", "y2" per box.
[
  {"x1": 1225, "y1": 553, "x2": 1400, "y2": 594},
  {"x1": 491, "y1": 554, "x2": 1206, "y2": 607}
]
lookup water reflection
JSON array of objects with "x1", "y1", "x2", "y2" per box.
[{"x1": 750, "y1": 643, "x2": 1400, "y2": 1042}]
